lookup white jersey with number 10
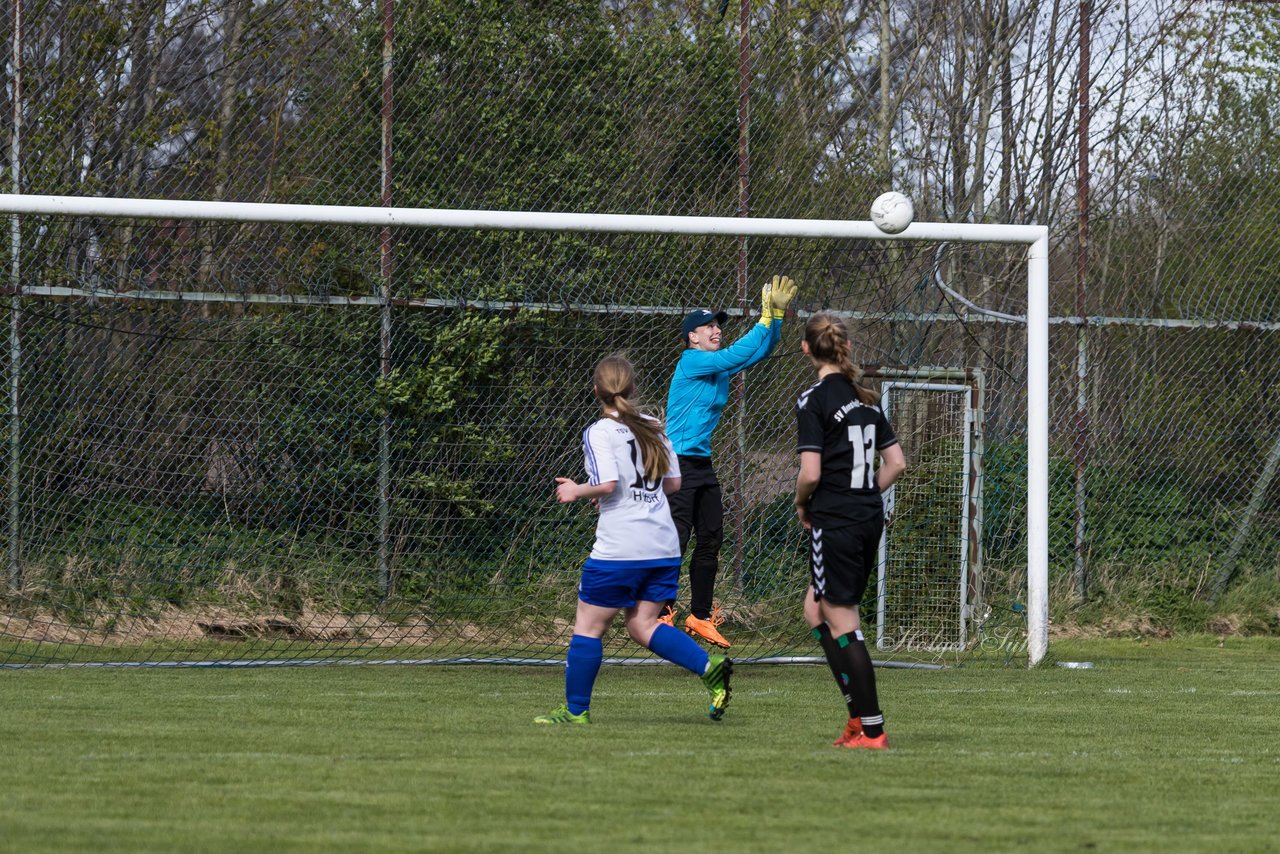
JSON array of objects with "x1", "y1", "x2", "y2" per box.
[{"x1": 582, "y1": 415, "x2": 682, "y2": 564}]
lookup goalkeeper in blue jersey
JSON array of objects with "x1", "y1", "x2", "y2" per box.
[
  {"x1": 661, "y1": 275, "x2": 799, "y2": 648},
  {"x1": 534, "y1": 354, "x2": 732, "y2": 725}
]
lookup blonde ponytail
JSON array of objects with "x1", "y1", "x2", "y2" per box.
[
  {"x1": 593, "y1": 355, "x2": 671, "y2": 481},
  {"x1": 804, "y1": 312, "x2": 879, "y2": 404}
]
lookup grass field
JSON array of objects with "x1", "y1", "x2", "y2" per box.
[{"x1": 2, "y1": 636, "x2": 1277, "y2": 852}]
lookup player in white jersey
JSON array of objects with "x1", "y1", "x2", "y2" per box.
[
  {"x1": 579, "y1": 412, "x2": 683, "y2": 567},
  {"x1": 794, "y1": 313, "x2": 906, "y2": 749},
  {"x1": 534, "y1": 355, "x2": 732, "y2": 725}
]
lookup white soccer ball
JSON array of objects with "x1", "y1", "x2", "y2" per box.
[{"x1": 870, "y1": 191, "x2": 914, "y2": 235}]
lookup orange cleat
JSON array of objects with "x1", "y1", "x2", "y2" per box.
[
  {"x1": 657, "y1": 606, "x2": 678, "y2": 628},
  {"x1": 840, "y1": 732, "x2": 889, "y2": 750},
  {"x1": 684, "y1": 606, "x2": 731, "y2": 649},
  {"x1": 833, "y1": 717, "x2": 864, "y2": 747}
]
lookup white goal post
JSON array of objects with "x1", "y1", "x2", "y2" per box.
[{"x1": 0, "y1": 192, "x2": 1051, "y2": 666}]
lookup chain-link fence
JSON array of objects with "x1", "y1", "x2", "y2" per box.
[{"x1": 3, "y1": 0, "x2": 1279, "y2": 666}]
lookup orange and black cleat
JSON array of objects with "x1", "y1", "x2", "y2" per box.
[{"x1": 683, "y1": 605, "x2": 731, "y2": 649}]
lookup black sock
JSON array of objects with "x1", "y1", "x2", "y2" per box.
[
  {"x1": 812, "y1": 625, "x2": 858, "y2": 720},
  {"x1": 835, "y1": 630, "x2": 884, "y2": 738}
]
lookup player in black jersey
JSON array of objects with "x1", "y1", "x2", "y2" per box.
[{"x1": 793, "y1": 312, "x2": 906, "y2": 749}]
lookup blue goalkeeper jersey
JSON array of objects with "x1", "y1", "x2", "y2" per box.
[{"x1": 665, "y1": 320, "x2": 781, "y2": 457}]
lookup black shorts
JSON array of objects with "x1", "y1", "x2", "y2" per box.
[{"x1": 810, "y1": 520, "x2": 883, "y2": 606}]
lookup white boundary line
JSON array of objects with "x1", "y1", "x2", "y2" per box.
[{"x1": 1, "y1": 655, "x2": 944, "y2": 670}]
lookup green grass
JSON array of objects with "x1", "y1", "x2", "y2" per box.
[{"x1": 1, "y1": 637, "x2": 1277, "y2": 852}]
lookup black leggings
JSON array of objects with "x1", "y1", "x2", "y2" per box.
[{"x1": 667, "y1": 456, "x2": 723, "y2": 620}]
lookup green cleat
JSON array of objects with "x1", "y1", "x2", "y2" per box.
[
  {"x1": 701, "y1": 655, "x2": 733, "y2": 721},
  {"x1": 533, "y1": 704, "x2": 590, "y2": 725}
]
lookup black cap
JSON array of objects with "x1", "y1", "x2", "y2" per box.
[{"x1": 682, "y1": 308, "x2": 729, "y2": 336}]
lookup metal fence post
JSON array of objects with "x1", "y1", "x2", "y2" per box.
[
  {"x1": 8, "y1": 0, "x2": 23, "y2": 593},
  {"x1": 376, "y1": 0, "x2": 395, "y2": 598}
]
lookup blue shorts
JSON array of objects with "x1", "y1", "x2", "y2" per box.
[{"x1": 579, "y1": 558, "x2": 681, "y2": 609}]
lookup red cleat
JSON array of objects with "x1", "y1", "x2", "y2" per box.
[
  {"x1": 840, "y1": 732, "x2": 889, "y2": 750},
  {"x1": 833, "y1": 717, "x2": 864, "y2": 746}
]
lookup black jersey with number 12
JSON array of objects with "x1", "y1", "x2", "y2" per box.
[{"x1": 795, "y1": 373, "x2": 899, "y2": 529}]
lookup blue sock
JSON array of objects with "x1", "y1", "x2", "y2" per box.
[
  {"x1": 565, "y1": 634, "x2": 603, "y2": 715},
  {"x1": 647, "y1": 623, "x2": 710, "y2": 675}
]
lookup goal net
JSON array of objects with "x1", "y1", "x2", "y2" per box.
[
  {"x1": 0, "y1": 196, "x2": 1048, "y2": 668},
  {"x1": 876, "y1": 372, "x2": 981, "y2": 653}
]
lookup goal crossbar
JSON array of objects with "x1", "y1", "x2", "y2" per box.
[{"x1": 0, "y1": 192, "x2": 1051, "y2": 666}]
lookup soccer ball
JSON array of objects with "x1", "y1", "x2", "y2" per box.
[{"x1": 870, "y1": 191, "x2": 914, "y2": 234}]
